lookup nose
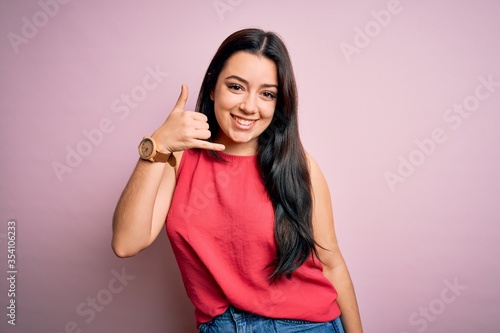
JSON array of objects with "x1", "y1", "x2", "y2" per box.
[{"x1": 239, "y1": 94, "x2": 257, "y2": 114}]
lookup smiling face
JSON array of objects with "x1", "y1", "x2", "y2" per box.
[{"x1": 211, "y1": 51, "x2": 278, "y2": 155}]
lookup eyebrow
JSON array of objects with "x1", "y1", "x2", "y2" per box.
[{"x1": 224, "y1": 75, "x2": 278, "y2": 89}]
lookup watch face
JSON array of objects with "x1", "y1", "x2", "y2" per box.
[{"x1": 139, "y1": 139, "x2": 154, "y2": 158}]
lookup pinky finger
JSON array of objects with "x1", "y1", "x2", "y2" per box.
[{"x1": 193, "y1": 140, "x2": 225, "y2": 151}]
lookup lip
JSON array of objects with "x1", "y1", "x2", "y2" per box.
[
  {"x1": 231, "y1": 114, "x2": 258, "y2": 121},
  {"x1": 231, "y1": 114, "x2": 258, "y2": 129}
]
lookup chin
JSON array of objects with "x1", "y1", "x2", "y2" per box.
[{"x1": 231, "y1": 134, "x2": 256, "y2": 143}]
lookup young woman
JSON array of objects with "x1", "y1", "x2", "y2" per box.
[{"x1": 112, "y1": 28, "x2": 363, "y2": 333}]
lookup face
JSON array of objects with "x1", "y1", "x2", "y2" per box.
[{"x1": 211, "y1": 51, "x2": 278, "y2": 155}]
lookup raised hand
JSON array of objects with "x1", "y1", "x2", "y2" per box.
[{"x1": 152, "y1": 84, "x2": 225, "y2": 153}]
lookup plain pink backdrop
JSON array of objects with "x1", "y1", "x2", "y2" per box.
[{"x1": 1, "y1": 0, "x2": 499, "y2": 332}]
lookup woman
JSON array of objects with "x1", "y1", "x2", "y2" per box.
[{"x1": 112, "y1": 28, "x2": 363, "y2": 333}]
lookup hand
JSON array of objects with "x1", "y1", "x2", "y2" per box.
[{"x1": 152, "y1": 84, "x2": 225, "y2": 153}]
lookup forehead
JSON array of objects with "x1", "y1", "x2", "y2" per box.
[{"x1": 220, "y1": 51, "x2": 278, "y2": 84}]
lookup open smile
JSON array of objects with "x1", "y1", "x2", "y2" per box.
[{"x1": 231, "y1": 115, "x2": 258, "y2": 127}]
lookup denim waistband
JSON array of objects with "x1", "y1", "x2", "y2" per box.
[{"x1": 199, "y1": 305, "x2": 345, "y2": 333}]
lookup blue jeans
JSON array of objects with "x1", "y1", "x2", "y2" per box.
[{"x1": 199, "y1": 306, "x2": 345, "y2": 333}]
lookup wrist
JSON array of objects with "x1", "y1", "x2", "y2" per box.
[
  {"x1": 138, "y1": 136, "x2": 171, "y2": 163},
  {"x1": 150, "y1": 131, "x2": 173, "y2": 154}
]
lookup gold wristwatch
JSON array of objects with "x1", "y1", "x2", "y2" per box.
[{"x1": 138, "y1": 137, "x2": 170, "y2": 162}]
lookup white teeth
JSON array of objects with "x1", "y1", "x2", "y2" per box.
[{"x1": 234, "y1": 116, "x2": 255, "y2": 126}]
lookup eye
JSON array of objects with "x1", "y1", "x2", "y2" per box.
[
  {"x1": 262, "y1": 91, "x2": 277, "y2": 100},
  {"x1": 227, "y1": 83, "x2": 243, "y2": 91}
]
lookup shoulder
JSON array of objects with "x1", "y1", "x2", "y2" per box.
[
  {"x1": 305, "y1": 152, "x2": 324, "y2": 181},
  {"x1": 306, "y1": 152, "x2": 338, "y2": 260},
  {"x1": 305, "y1": 151, "x2": 331, "y2": 197},
  {"x1": 172, "y1": 149, "x2": 219, "y2": 176},
  {"x1": 170, "y1": 150, "x2": 186, "y2": 175},
  {"x1": 305, "y1": 151, "x2": 319, "y2": 171}
]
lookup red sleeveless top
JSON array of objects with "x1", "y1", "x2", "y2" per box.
[{"x1": 166, "y1": 149, "x2": 340, "y2": 327}]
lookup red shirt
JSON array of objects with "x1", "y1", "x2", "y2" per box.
[{"x1": 166, "y1": 149, "x2": 340, "y2": 327}]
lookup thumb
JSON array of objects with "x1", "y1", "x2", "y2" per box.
[{"x1": 173, "y1": 84, "x2": 189, "y2": 112}]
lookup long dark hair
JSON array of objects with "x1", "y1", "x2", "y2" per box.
[{"x1": 195, "y1": 28, "x2": 317, "y2": 281}]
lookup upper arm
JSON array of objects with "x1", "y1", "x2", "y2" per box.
[
  {"x1": 307, "y1": 153, "x2": 345, "y2": 270},
  {"x1": 148, "y1": 150, "x2": 184, "y2": 245}
]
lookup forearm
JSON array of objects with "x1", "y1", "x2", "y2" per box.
[
  {"x1": 112, "y1": 159, "x2": 166, "y2": 257},
  {"x1": 111, "y1": 84, "x2": 225, "y2": 257},
  {"x1": 324, "y1": 262, "x2": 363, "y2": 333}
]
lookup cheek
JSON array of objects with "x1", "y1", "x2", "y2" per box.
[
  {"x1": 261, "y1": 103, "x2": 276, "y2": 120},
  {"x1": 214, "y1": 86, "x2": 241, "y2": 108},
  {"x1": 260, "y1": 109, "x2": 275, "y2": 132}
]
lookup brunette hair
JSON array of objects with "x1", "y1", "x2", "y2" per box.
[{"x1": 195, "y1": 28, "x2": 316, "y2": 281}]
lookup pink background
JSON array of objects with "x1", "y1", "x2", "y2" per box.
[{"x1": 1, "y1": 0, "x2": 499, "y2": 332}]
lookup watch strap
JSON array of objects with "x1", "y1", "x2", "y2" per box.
[{"x1": 151, "y1": 150, "x2": 170, "y2": 163}]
